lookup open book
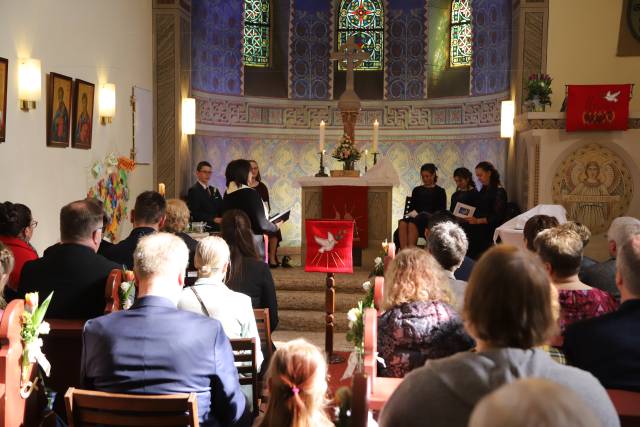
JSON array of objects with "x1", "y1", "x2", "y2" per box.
[{"x1": 269, "y1": 209, "x2": 291, "y2": 224}]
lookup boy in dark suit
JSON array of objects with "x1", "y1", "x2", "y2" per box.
[
  {"x1": 187, "y1": 161, "x2": 223, "y2": 230},
  {"x1": 81, "y1": 233, "x2": 250, "y2": 426},
  {"x1": 565, "y1": 233, "x2": 640, "y2": 392}
]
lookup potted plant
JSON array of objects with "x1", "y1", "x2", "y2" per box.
[{"x1": 525, "y1": 73, "x2": 553, "y2": 112}]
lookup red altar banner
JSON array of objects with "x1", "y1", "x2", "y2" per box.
[
  {"x1": 566, "y1": 84, "x2": 633, "y2": 131},
  {"x1": 321, "y1": 186, "x2": 368, "y2": 248},
  {"x1": 305, "y1": 220, "x2": 354, "y2": 273}
]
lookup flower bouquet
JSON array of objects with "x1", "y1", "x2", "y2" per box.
[
  {"x1": 331, "y1": 134, "x2": 361, "y2": 176},
  {"x1": 20, "y1": 291, "x2": 53, "y2": 396},
  {"x1": 525, "y1": 73, "x2": 553, "y2": 111},
  {"x1": 115, "y1": 267, "x2": 136, "y2": 310}
]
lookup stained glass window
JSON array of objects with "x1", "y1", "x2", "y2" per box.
[
  {"x1": 450, "y1": 0, "x2": 472, "y2": 67},
  {"x1": 337, "y1": 0, "x2": 384, "y2": 71},
  {"x1": 244, "y1": 0, "x2": 270, "y2": 67}
]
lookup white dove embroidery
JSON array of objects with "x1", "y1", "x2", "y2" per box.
[
  {"x1": 314, "y1": 232, "x2": 337, "y2": 253},
  {"x1": 604, "y1": 90, "x2": 621, "y2": 103}
]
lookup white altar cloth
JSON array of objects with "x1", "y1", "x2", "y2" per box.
[
  {"x1": 297, "y1": 157, "x2": 400, "y2": 187},
  {"x1": 494, "y1": 204, "x2": 567, "y2": 249}
]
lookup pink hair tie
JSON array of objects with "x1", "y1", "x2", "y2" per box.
[{"x1": 291, "y1": 386, "x2": 300, "y2": 395}]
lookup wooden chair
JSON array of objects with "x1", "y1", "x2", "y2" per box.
[
  {"x1": 230, "y1": 338, "x2": 258, "y2": 419},
  {"x1": 350, "y1": 372, "x2": 370, "y2": 427},
  {"x1": 253, "y1": 308, "x2": 273, "y2": 364},
  {"x1": 103, "y1": 268, "x2": 123, "y2": 315},
  {"x1": 0, "y1": 299, "x2": 48, "y2": 426},
  {"x1": 362, "y1": 307, "x2": 402, "y2": 411},
  {"x1": 373, "y1": 276, "x2": 385, "y2": 311},
  {"x1": 607, "y1": 389, "x2": 640, "y2": 427},
  {"x1": 64, "y1": 388, "x2": 199, "y2": 427}
]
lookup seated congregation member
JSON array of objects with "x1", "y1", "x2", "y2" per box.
[
  {"x1": 398, "y1": 163, "x2": 446, "y2": 249},
  {"x1": 427, "y1": 221, "x2": 469, "y2": 312},
  {"x1": 20, "y1": 200, "x2": 119, "y2": 318},
  {"x1": 378, "y1": 248, "x2": 474, "y2": 378},
  {"x1": 565, "y1": 233, "x2": 640, "y2": 392},
  {"x1": 103, "y1": 191, "x2": 166, "y2": 269},
  {"x1": 580, "y1": 216, "x2": 640, "y2": 301},
  {"x1": 424, "y1": 210, "x2": 475, "y2": 281},
  {"x1": 463, "y1": 161, "x2": 508, "y2": 259},
  {"x1": 81, "y1": 233, "x2": 250, "y2": 427},
  {"x1": 178, "y1": 236, "x2": 263, "y2": 368},
  {"x1": 162, "y1": 198, "x2": 198, "y2": 270},
  {"x1": 0, "y1": 201, "x2": 38, "y2": 293},
  {"x1": 534, "y1": 227, "x2": 617, "y2": 333},
  {"x1": 0, "y1": 242, "x2": 14, "y2": 309},
  {"x1": 222, "y1": 210, "x2": 278, "y2": 331},
  {"x1": 379, "y1": 246, "x2": 619, "y2": 427},
  {"x1": 222, "y1": 159, "x2": 280, "y2": 260},
  {"x1": 523, "y1": 214, "x2": 559, "y2": 251},
  {"x1": 559, "y1": 221, "x2": 597, "y2": 273},
  {"x1": 255, "y1": 339, "x2": 333, "y2": 427},
  {"x1": 249, "y1": 160, "x2": 289, "y2": 268},
  {"x1": 469, "y1": 378, "x2": 601, "y2": 427},
  {"x1": 187, "y1": 160, "x2": 223, "y2": 231}
]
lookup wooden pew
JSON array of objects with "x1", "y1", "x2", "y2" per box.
[
  {"x1": 373, "y1": 276, "x2": 384, "y2": 311},
  {"x1": 362, "y1": 307, "x2": 402, "y2": 411},
  {"x1": 607, "y1": 389, "x2": 640, "y2": 427},
  {"x1": 0, "y1": 299, "x2": 48, "y2": 426},
  {"x1": 350, "y1": 372, "x2": 370, "y2": 427}
]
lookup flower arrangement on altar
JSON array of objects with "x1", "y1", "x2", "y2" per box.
[
  {"x1": 331, "y1": 134, "x2": 361, "y2": 171},
  {"x1": 20, "y1": 292, "x2": 53, "y2": 397},
  {"x1": 525, "y1": 73, "x2": 553, "y2": 111}
]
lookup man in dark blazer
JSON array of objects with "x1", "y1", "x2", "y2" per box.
[
  {"x1": 102, "y1": 191, "x2": 166, "y2": 269},
  {"x1": 81, "y1": 233, "x2": 250, "y2": 427},
  {"x1": 20, "y1": 200, "x2": 119, "y2": 319},
  {"x1": 565, "y1": 233, "x2": 640, "y2": 392},
  {"x1": 187, "y1": 161, "x2": 223, "y2": 230}
]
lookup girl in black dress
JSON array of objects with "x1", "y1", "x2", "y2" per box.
[
  {"x1": 463, "y1": 161, "x2": 508, "y2": 259},
  {"x1": 398, "y1": 163, "x2": 447, "y2": 249},
  {"x1": 450, "y1": 167, "x2": 478, "y2": 212}
]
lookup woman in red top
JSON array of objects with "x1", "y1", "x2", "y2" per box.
[
  {"x1": 0, "y1": 202, "x2": 38, "y2": 291},
  {"x1": 534, "y1": 226, "x2": 617, "y2": 333}
]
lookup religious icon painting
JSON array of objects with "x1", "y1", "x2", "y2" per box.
[
  {"x1": 0, "y1": 57, "x2": 7, "y2": 143},
  {"x1": 46, "y1": 72, "x2": 73, "y2": 148},
  {"x1": 72, "y1": 79, "x2": 95, "y2": 149}
]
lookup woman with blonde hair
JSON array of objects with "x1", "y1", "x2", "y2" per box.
[
  {"x1": 378, "y1": 248, "x2": 474, "y2": 377},
  {"x1": 162, "y1": 198, "x2": 198, "y2": 271},
  {"x1": 178, "y1": 236, "x2": 263, "y2": 367},
  {"x1": 256, "y1": 339, "x2": 333, "y2": 427}
]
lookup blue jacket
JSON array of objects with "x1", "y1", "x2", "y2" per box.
[{"x1": 81, "y1": 296, "x2": 250, "y2": 427}]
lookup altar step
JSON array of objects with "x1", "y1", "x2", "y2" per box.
[{"x1": 271, "y1": 267, "x2": 369, "y2": 333}]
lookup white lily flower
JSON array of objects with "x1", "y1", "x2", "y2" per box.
[
  {"x1": 120, "y1": 282, "x2": 131, "y2": 292},
  {"x1": 374, "y1": 256, "x2": 382, "y2": 265},
  {"x1": 347, "y1": 307, "x2": 359, "y2": 323},
  {"x1": 362, "y1": 281, "x2": 371, "y2": 292},
  {"x1": 37, "y1": 321, "x2": 50, "y2": 335}
]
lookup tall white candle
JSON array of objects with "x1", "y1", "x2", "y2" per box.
[
  {"x1": 372, "y1": 119, "x2": 379, "y2": 152},
  {"x1": 319, "y1": 120, "x2": 326, "y2": 152}
]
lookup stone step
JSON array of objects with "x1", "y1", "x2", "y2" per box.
[
  {"x1": 277, "y1": 290, "x2": 363, "y2": 311},
  {"x1": 278, "y1": 309, "x2": 351, "y2": 333},
  {"x1": 272, "y1": 267, "x2": 371, "y2": 293}
]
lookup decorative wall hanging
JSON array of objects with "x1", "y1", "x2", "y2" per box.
[
  {"x1": 71, "y1": 79, "x2": 95, "y2": 149},
  {"x1": 46, "y1": 73, "x2": 72, "y2": 148}
]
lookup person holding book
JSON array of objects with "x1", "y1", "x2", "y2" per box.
[{"x1": 398, "y1": 163, "x2": 447, "y2": 249}]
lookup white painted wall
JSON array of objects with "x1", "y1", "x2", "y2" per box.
[{"x1": 0, "y1": 0, "x2": 153, "y2": 252}]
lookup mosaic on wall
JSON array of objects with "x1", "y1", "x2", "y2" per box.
[
  {"x1": 192, "y1": 135, "x2": 506, "y2": 246},
  {"x1": 553, "y1": 144, "x2": 634, "y2": 234}
]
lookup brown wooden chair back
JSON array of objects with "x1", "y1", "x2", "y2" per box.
[
  {"x1": 607, "y1": 389, "x2": 640, "y2": 427},
  {"x1": 253, "y1": 308, "x2": 273, "y2": 363},
  {"x1": 103, "y1": 268, "x2": 123, "y2": 315},
  {"x1": 0, "y1": 299, "x2": 47, "y2": 426},
  {"x1": 64, "y1": 387, "x2": 199, "y2": 427},
  {"x1": 230, "y1": 338, "x2": 258, "y2": 419},
  {"x1": 350, "y1": 372, "x2": 370, "y2": 427},
  {"x1": 373, "y1": 276, "x2": 384, "y2": 311}
]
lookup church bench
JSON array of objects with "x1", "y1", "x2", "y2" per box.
[
  {"x1": 607, "y1": 389, "x2": 640, "y2": 427},
  {"x1": 362, "y1": 307, "x2": 402, "y2": 411},
  {"x1": 0, "y1": 299, "x2": 48, "y2": 426},
  {"x1": 230, "y1": 337, "x2": 259, "y2": 419}
]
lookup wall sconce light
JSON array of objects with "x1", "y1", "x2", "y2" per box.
[
  {"x1": 18, "y1": 58, "x2": 41, "y2": 111},
  {"x1": 500, "y1": 100, "x2": 515, "y2": 138},
  {"x1": 182, "y1": 97, "x2": 196, "y2": 135},
  {"x1": 99, "y1": 83, "x2": 116, "y2": 125}
]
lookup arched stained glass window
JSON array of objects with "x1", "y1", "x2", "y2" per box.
[
  {"x1": 450, "y1": 0, "x2": 472, "y2": 67},
  {"x1": 337, "y1": 0, "x2": 384, "y2": 71},
  {"x1": 244, "y1": 0, "x2": 270, "y2": 67}
]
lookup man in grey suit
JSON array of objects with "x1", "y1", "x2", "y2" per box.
[
  {"x1": 81, "y1": 233, "x2": 250, "y2": 427},
  {"x1": 580, "y1": 216, "x2": 640, "y2": 301}
]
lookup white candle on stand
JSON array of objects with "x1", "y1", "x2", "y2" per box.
[
  {"x1": 319, "y1": 120, "x2": 325, "y2": 152},
  {"x1": 372, "y1": 119, "x2": 379, "y2": 152}
]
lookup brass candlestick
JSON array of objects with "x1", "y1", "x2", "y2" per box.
[{"x1": 315, "y1": 151, "x2": 328, "y2": 177}]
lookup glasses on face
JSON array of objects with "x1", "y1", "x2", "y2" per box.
[{"x1": 30, "y1": 220, "x2": 38, "y2": 229}]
